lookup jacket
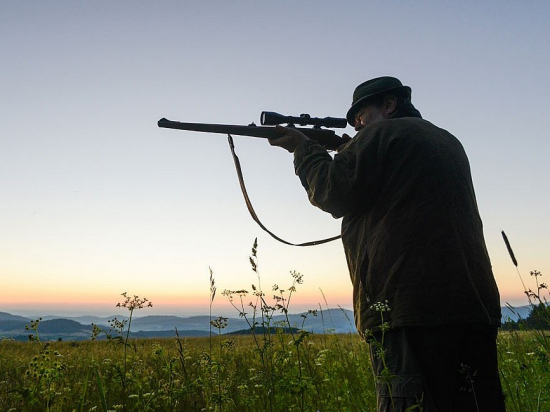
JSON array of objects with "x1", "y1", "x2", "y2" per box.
[{"x1": 293, "y1": 117, "x2": 501, "y2": 335}]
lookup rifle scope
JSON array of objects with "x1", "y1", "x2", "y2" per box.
[{"x1": 260, "y1": 111, "x2": 347, "y2": 129}]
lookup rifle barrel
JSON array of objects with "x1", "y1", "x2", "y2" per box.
[
  {"x1": 157, "y1": 118, "x2": 345, "y2": 150},
  {"x1": 158, "y1": 118, "x2": 279, "y2": 139}
]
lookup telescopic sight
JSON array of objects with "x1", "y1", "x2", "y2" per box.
[{"x1": 260, "y1": 111, "x2": 347, "y2": 128}]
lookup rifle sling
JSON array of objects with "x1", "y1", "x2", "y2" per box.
[{"x1": 227, "y1": 134, "x2": 342, "y2": 246}]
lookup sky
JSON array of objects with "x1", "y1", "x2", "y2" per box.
[{"x1": 1, "y1": 1, "x2": 548, "y2": 318}]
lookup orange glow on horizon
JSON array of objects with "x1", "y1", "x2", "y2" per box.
[
  {"x1": 0, "y1": 288, "x2": 354, "y2": 315},
  {"x1": 1, "y1": 264, "x2": 535, "y2": 315}
]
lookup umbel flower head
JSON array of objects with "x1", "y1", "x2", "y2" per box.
[
  {"x1": 116, "y1": 292, "x2": 153, "y2": 311},
  {"x1": 370, "y1": 300, "x2": 391, "y2": 313},
  {"x1": 210, "y1": 316, "x2": 229, "y2": 329}
]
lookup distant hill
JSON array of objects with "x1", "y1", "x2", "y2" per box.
[
  {"x1": 39, "y1": 319, "x2": 91, "y2": 334},
  {"x1": 0, "y1": 312, "x2": 31, "y2": 333},
  {"x1": 228, "y1": 326, "x2": 302, "y2": 335},
  {"x1": 0, "y1": 309, "x2": 354, "y2": 341},
  {"x1": 0, "y1": 306, "x2": 533, "y2": 341},
  {"x1": 280, "y1": 309, "x2": 355, "y2": 334},
  {"x1": 41, "y1": 314, "x2": 127, "y2": 326},
  {"x1": 0, "y1": 311, "x2": 30, "y2": 322},
  {"x1": 1, "y1": 318, "x2": 93, "y2": 341},
  {"x1": 131, "y1": 329, "x2": 210, "y2": 338},
  {"x1": 132, "y1": 315, "x2": 250, "y2": 333},
  {"x1": 501, "y1": 305, "x2": 531, "y2": 322},
  {"x1": 0, "y1": 320, "x2": 28, "y2": 332}
]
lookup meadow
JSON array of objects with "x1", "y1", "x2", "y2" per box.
[
  {"x1": 1, "y1": 323, "x2": 549, "y2": 411},
  {"x1": 1, "y1": 237, "x2": 548, "y2": 411}
]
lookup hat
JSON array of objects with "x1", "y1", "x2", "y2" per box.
[{"x1": 346, "y1": 76, "x2": 411, "y2": 126}]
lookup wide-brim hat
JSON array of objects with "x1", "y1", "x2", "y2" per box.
[{"x1": 346, "y1": 76, "x2": 411, "y2": 126}]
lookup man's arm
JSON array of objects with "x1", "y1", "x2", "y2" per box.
[
  {"x1": 269, "y1": 125, "x2": 352, "y2": 153},
  {"x1": 269, "y1": 126, "x2": 367, "y2": 218}
]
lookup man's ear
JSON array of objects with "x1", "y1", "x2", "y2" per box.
[{"x1": 383, "y1": 95, "x2": 398, "y2": 116}]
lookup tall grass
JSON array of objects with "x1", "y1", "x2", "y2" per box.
[{"x1": 498, "y1": 231, "x2": 550, "y2": 412}]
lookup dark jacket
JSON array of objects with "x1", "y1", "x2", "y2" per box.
[{"x1": 293, "y1": 118, "x2": 501, "y2": 335}]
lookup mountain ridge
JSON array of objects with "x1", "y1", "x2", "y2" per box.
[{"x1": 0, "y1": 306, "x2": 531, "y2": 342}]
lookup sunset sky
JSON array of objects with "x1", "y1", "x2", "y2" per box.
[{"x1": 1, "y1": 1, "x2": 548, "y2": 318}]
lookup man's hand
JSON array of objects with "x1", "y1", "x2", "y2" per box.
[
  {"x1": 268, "y1": 125, "x2": 309, "y2": 153},
  {"x1": 336, "y1": 133, "x2": 353, "y2": 152}
]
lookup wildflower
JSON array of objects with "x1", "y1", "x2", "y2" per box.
[
  {"x1": 91, "y1": 323, "x2": 102, "y2": 341},
  {"x1": 222, "y1": 339, "x2": 236, "y2": 349},
  {"x1": 370, "y1": 300, "x2": 391, "y2": 312},
  {"x1": 291, "y1": 270, "x2": 304, "y2": 284},
  {"x1": 116, "y1": 292, "x2": 153, "y2": 310},
  {"x1": 210, "y1": 317, "x2": 229, "y2": 329}
]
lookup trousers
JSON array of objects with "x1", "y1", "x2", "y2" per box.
[{"x1": 368, "y1": 324, "x2": 506, "y2": 412}]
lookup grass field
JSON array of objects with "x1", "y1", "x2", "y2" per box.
[
  {"x1": 1, "y1": 238, "x2": 548, "y2": 411},
  {"x1": 1, "y1": 327, "x2": 549, "y2": 411}
]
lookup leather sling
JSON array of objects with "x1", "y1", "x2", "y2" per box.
[{"x1": 227, "y1": 134, "x2": 341, "y2": 246}]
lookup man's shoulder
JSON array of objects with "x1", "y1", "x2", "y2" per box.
[
  {"x1": 355, "y1": 117, "x2": 432, "y2": 139},
  {"x1": 377, "y1": 117, "x2": 433, "y2": 130},
  {"x1": 352, "y1": 118, "x2": 462, "y2": 158},
  {"x1": 364, "y1": 117, "x2": 454, "y2": 140}
]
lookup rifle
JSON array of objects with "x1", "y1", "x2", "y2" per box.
[
  {"x1": 157, "y1": 111, "x2": 348, "y2": 150},
  {"x1": 157, "y1": 111, "x2": 344, "y2": 246}
]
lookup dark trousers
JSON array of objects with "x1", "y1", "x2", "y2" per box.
[{"x1": 369, "y1": 324, "x2": 506, "y2": 412}]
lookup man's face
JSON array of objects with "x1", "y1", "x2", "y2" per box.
[{"x1": 354, "y1": 104, "x2": 387, "y2": 132}]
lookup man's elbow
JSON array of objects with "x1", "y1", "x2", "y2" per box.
[{"x1": 309, "y1": 194, "x2": 351, "y2": 218}]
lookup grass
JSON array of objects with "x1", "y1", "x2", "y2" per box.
[
  {"x1": 498, "y1": 231, "x2": 550, "y2": 412},
  {"x1": 0, "y1": 332, "x2": 375, "y2": 411},
  {"x1": 1, "y1": 326, "x2": 549, "y2": 411},
  {"x1": 0, "y1": 237, "x2": 549, "y2": 411}
]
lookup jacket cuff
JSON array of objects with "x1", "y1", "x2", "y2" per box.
[{"x1": 293, "y1": 140, "x2": 323, "y2": 169}]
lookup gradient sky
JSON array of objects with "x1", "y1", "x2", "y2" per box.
[{"x1": 1, "y1": 1, "x2": 548, "y2": 317}]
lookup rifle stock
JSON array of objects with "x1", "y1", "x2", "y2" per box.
[{"x1": 157, "y1": 118, "x2": 346, "y2": 150}]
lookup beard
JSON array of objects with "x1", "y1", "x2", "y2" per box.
[{"x1": 365, "y1": 107, "x2": 388, "y2": 125}]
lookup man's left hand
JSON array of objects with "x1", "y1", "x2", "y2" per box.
[{"x1": 268, "y1": 125, "x2": 309, "y2": 153}]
